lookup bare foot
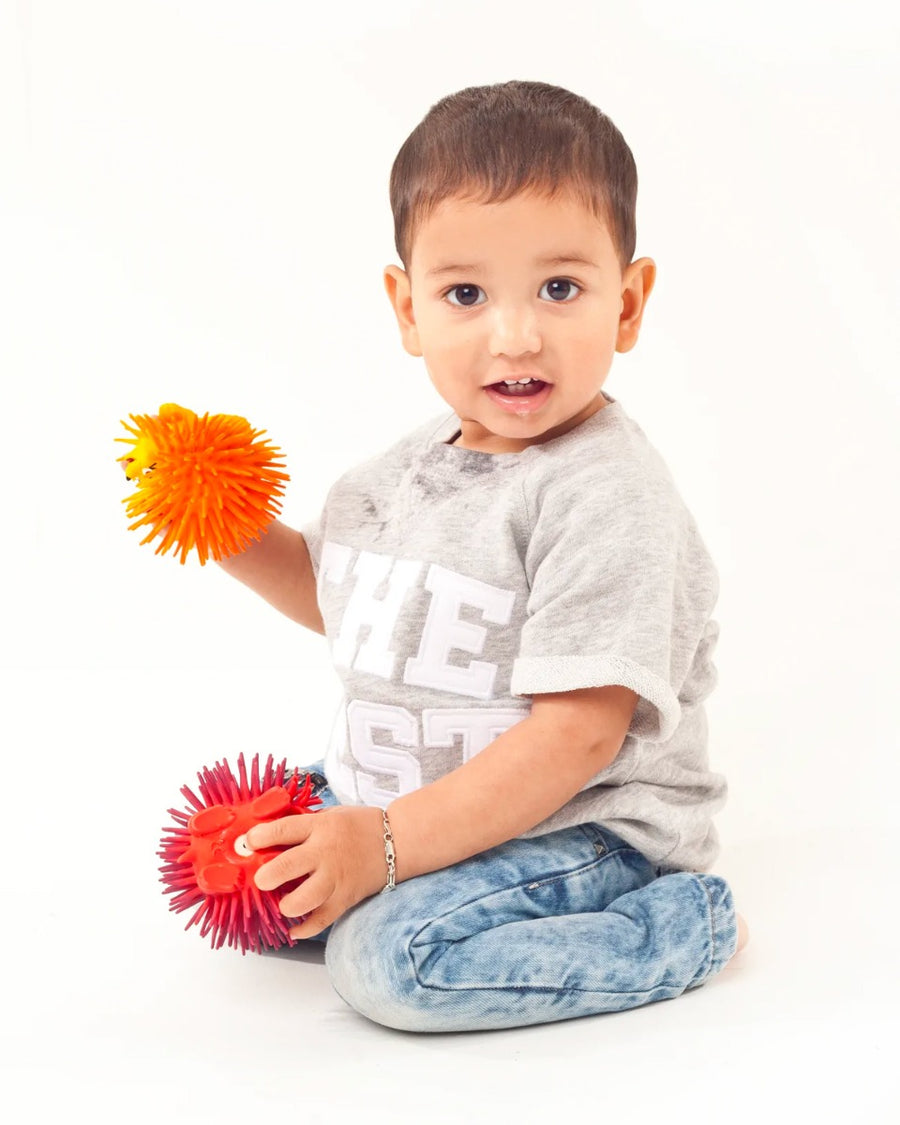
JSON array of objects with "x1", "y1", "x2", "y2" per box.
[{"x1": 736, "y1": 912, "x2": 750, "y2": 954}]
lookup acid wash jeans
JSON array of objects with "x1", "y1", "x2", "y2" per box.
[{"x1": 303, "y1": 765, "x2": 737, "y2": 1034}]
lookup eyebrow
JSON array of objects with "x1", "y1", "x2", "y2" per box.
[{"x1": 425, "y1": 254, "x2": 599, "y2": 278}]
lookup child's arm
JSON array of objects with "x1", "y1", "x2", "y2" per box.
[
  {"x1": 248, "y1": 684, "x2": 639, "y2": 936},
  {"x1": 384, "y1": 684, "x2": 639, "y2": 879},
  {"x1": 216, "y1": 519, "x2": 324, "y2": 635}
]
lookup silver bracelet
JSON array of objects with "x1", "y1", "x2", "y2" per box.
[{"x1": 380, "y1": 808, "x2": 396, "y2": 893}]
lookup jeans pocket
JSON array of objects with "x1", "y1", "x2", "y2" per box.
[{"x1": 578, "y1": 821, "x2": 647, "y2": 858}]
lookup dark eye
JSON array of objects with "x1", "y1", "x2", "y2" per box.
[
  {"x1": 539, "y1": 279, "x2": 580, "y2": 302},
  {"x1": 445, "y1": 284, "x2": 485, "y2": 308}
]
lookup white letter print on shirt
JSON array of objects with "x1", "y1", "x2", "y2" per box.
[
  {"x1": 322, "y1": 545, "x2": 423, "y2": 678},
  {"x1": 404, "y1": 564, "x2": 516, "y2": 699},
  {"x1": 424, "y1": 708, "x2": 529, "y2": 763},
  {"x1": 347, "y1": 700, "x2": 423, "y2": 806},
  {"x1": 327, "y1": 700, "x2": 530, "y2": 806},
  {"x1": 319, "y1": 545, "x2": 523, "y2": 805}
]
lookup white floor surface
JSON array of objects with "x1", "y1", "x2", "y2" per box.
[{"x1": 3, "y1": 669, "x2": 897, "y2": 1125}]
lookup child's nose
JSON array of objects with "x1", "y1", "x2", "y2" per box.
[{"x1": 487, "y1": 304, "x2": 541, "y2": 358}]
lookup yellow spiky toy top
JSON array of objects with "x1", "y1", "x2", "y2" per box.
[{"x1": 117, "y1": 404, "x2": 289, "y2": 565}]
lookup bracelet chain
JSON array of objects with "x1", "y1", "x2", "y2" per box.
[{"x1": 381, "y1": 809, "x2": 396, "y2": 893}]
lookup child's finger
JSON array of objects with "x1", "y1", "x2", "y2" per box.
[
  {"x1": 287, "y1": 908, "x2": 331, "y2": 941},
  {"x1": 247, "y1": 812, "x2": 316, "y2": 853},
  {"x1": 279, "y1": 870, "x2": 334, "y2": 926},
  {"x1": 253, "y1": 838, "x2": 316, "y2": 892}
]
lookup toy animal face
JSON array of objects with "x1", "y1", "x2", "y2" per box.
[
  {"x1": 119, "y1": 404, "x2": 196, "y2": 480},
  {"x1": 181, "y1": 787, "x2": 294, "y2": 894},
  {"x1": 121, "y1": 434, "x2": 158, "y2": 481}
]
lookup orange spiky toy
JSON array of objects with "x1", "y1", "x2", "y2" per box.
[{"x1": 117, "y1": 403, "x2": 289, "y2": 564}]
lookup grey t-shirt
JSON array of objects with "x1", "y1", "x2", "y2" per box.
[{"x1": 302, "y1": 392, "x2": 727, "y2": 872}]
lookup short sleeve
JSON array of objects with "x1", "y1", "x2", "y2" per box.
[
  {"x1": 300, "y1": 509, "x2": 324, "y2": 579},
  {"x1": 510, "y1": 466, "x2": 719, "y2": 743}
]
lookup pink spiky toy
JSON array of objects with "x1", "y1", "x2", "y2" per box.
[{"x1": 158, "y1": 753, "x2": 322, "y2": 954}]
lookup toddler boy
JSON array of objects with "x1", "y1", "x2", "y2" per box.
[{"x1": 227, "y1": 79, "x2": 746, "y2": 1032}]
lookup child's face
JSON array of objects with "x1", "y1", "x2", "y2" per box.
[{"x1": 384, "y1": 189, "x2": 656, "y2": 453}]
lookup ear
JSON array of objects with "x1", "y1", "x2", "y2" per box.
[
  {"x1": 615, "y1": 257, "x2": 657, "y2": 353},
  {"x1": 383, "y1": 265, "x2": 423, "y2": 357}
]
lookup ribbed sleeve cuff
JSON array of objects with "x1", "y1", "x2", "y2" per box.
[
  {"x1": 510, "y1": 655, "x2": 681, "y2": 742},
  {"x1": 300, "y1": 522, "x2": 322, "y2": 579}
]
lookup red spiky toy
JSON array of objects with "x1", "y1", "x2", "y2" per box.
[{"x1": 158, "y1": 753, "x2": 322, "y2": 954}]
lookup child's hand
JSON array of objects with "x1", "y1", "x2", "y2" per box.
[{"x1": 247, "y1": 805, "x2": 387, "y2": 938}]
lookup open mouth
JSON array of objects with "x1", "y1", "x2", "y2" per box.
[
  {"x1": 484, "y1": 377, "x2": 553, "y2": 415},
  {"x1": 487, "y1": 378, "x2": 549, "y2": 397}
]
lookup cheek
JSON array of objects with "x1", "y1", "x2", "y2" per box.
[
  {"x1": 422, "y1": 351, "x2": 459, "y2": 393},
  {"x1": 578, "y1": 315, "x2": 619, "y2": 359},
  {"x1": 422, "y1": 326, "x2": 477, "y2": 371},
  {"x1": 566, "y1": 330, "x2": 615, "y2": 369}
]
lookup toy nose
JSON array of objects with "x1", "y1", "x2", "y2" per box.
[{"x1": 197, "y1": 862, "x2": 244, "y2": 894}]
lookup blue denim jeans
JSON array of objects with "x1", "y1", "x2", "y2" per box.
[{"x1": 302, "y1": 764, "x2": 737, "y2": 1033}]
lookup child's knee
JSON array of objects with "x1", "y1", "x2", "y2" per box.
[{"x1": 325, "y1": 900, "x2": 431, "y2": 1032}]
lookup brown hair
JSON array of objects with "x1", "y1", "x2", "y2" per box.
[{"x1": 389, "y1": 80, "x2": 638, "y2": 273}]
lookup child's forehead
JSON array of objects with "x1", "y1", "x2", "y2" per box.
[{"x1": 410, "y1": 189, "x2": 615, "y2": 270}]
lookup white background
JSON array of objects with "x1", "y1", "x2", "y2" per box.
[{"x1": 1, "y1": 1, "x2": 898, "y2": 1121}]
